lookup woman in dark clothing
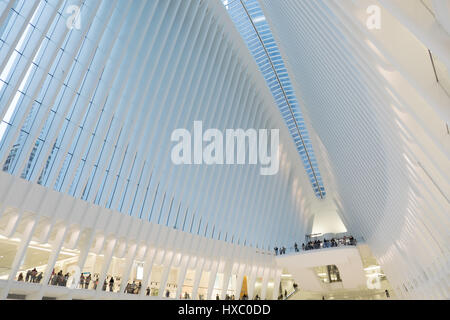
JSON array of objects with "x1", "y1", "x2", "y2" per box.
[
  {"x1": 36, "y1": 272, "x2": 43, "y2": 284},
  {"x1": 109, "y1": 276, "x2": 114, "y2": 292},
  {"x1": 25, "y1": 270, "x2": 31, "y2": 282},
  {"x1": 64, "y1": 273, "x2": 70, "y2": 286},
  {"x1": 85, "y1": 274, "x2": 91, "y2": 289},
  {"x1": 57, "y1": 271, "x2": 64, "y2": 286},
  {"x1": 31, "y1": 268, "x2": 38, "y2": 282}
]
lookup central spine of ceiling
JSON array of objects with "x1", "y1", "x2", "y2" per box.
[{"x1": 223, "y1": 0, "x2": 326, "y2": 199}]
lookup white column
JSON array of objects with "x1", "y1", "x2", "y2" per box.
[
  {"x1": 0, "y1": 217, "x2": 36, "y2": 300},
  {"x1": 191, "y1": 260, "x2": 205, "y2": 300},
  {"x1": 94, "y1": 238, "x2": 117, "y2": 297},
  {"x1": 175, "y1": 256, "x2": 190, "y2": 299},
  {"x1": 219, "y1": 262, "x2": 232, "y2": 300},
  {"x1": 158, "y1": 251, "x2": 175, "y2": 298},
  {"x1": 272, "y1": 269, "x2": 282, "y2": 300},
  {"x1": 34, "y1": 225, "x2": 68, "y2": 300},
  {"x1": 234, "y1": 265, "x2": 246, "y2": 300},
  {"x1": 247, "y1": 268, "x2": 257, "y2": 300},
  {"x1": 158, "y1": 265, "x2": 171, "y2": 298},
  {"x1": 139, "y1": 248, "x2": 157, "y2": 298},
  {"x1": 260, "y1": 269, "x2": 270, "y2": 300},
  {"x1": 118, "y1": 243, "x2": 138, "y2": 294},
  {"x1": 206, "y1": 262, "x2": 219, "y2": 300},
  {"x1": 71, "y1": 229, "x2": 97, "y2": 289}
]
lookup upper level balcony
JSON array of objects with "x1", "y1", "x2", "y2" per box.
[{"x1": 275, "y1": 245, "x2": 368, "y2": 292}]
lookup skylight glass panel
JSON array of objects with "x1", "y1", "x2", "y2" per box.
[{"x1": 223, "y1": 0, "x2": 326, "y2": 198}]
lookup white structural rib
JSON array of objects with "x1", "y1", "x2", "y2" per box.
[
  {"x1": 0, "y1": 0, "x2": 315, "y2": 301},
  {"x1": 260, "y1": 0, "x2": 449, "y2": 299}
]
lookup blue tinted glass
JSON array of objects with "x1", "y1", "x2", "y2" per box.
[{"x1": 223, "y1": 0, "x2": 325, "y2": 198}]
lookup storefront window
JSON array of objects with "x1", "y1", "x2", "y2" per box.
[
  {"x1": 212, "y1": 272, "x2": 224, "y2": 299},
  {"x1": 0, "y1": 236, "x2": 20, "y2": 280},
  {"x1": 164, "y1": 267, "x2": 179, "y2": 298},
  {"x1": 253, "y1": 277, "x2": 263, "y2": 299},
  {"x1": 81, "y1": 235, "x2": 106, "y2": 290},
  {"x1": 105, "y1": 256, "x2": 125, "y2": 293},
  {"x1": 124, "y1": 260, "x2": 144, "y2": 295},
  {"x1": 225, "y1": 274, "x2": 237, "y2": 299},
  {"x1": 181, "y1": 269, "x2": 195, "y2": 299},
  {"x1": 197, "y1": 270, "x2": 209, "y2": 300},
  {"x1": 49, "y1": 229, "x2": 91, "y2": 288},
  {"x1": 147, "y1": 264, "x2": 164, "y2": 296},
  {"x1": 266, "y1": 279, "x2": 274, "y2": 300}
]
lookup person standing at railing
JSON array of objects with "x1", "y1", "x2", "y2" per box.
[
  {"x1": 79, "y1": 273, "x2": 85, "y2": 289},
  {"x1": 93, "y1": 274, "x2": 98, "y2": 289},
  {"x1": 85, "y1": 273, "x2": 91, "y2": 289},
  {"x1": 30, "y1": 268, "x2": 37, "y2": 282},
  {"x1": 25, "y1": 269, "x2": 31, "y2": 282},
  {"x1": 109, "y1": 276, "x2": 115, "y2": 292}
]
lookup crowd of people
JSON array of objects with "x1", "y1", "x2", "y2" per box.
[
  {"x1": 16, "y1": 268, "x2": 43, "y2": 284},
  {"x1": 274, "y1": 236, "x2": 357, "y2": 255},
  {"x1": 303, "y1": 236, "x2": 357, "y2": 251},
  {"x1": 97, "y1": 275, "x2": 145, "y2": 294},
  {"x1": 215, "y1": 293, "x2": 238, "y2": 300},
  {"x1": 18, "y1": 268, "x2": 146, "y2": 294},
  {"x1": 48, "y1": 270, "x2": 100, "y2": 289},
  {"x1": 273, "y1": 246, "x2": 286, "y2": 255},
  {"x1": 215, "y1": 293, "x2": 264, "y2": 300},
  {"x1": 79, "y1": 273, "x2": 100, "y2": 289},
  {"x1": 16, "y1": 268, "x2": 299, "y2": 300},
  {"x1": 49, "y1": 270, "x2": 72, "y2": 286},
  {"x1": 124, "y1": 281, "x2": 142, "y2": 294}
]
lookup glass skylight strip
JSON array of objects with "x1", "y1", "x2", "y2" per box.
[{"x1": 223, "y1": 0, "x2": 326, "y2": 198}]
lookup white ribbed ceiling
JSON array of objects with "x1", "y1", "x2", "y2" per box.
[{"x1": 258, "y1": 0, "x2": 450, "y2": 299}]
